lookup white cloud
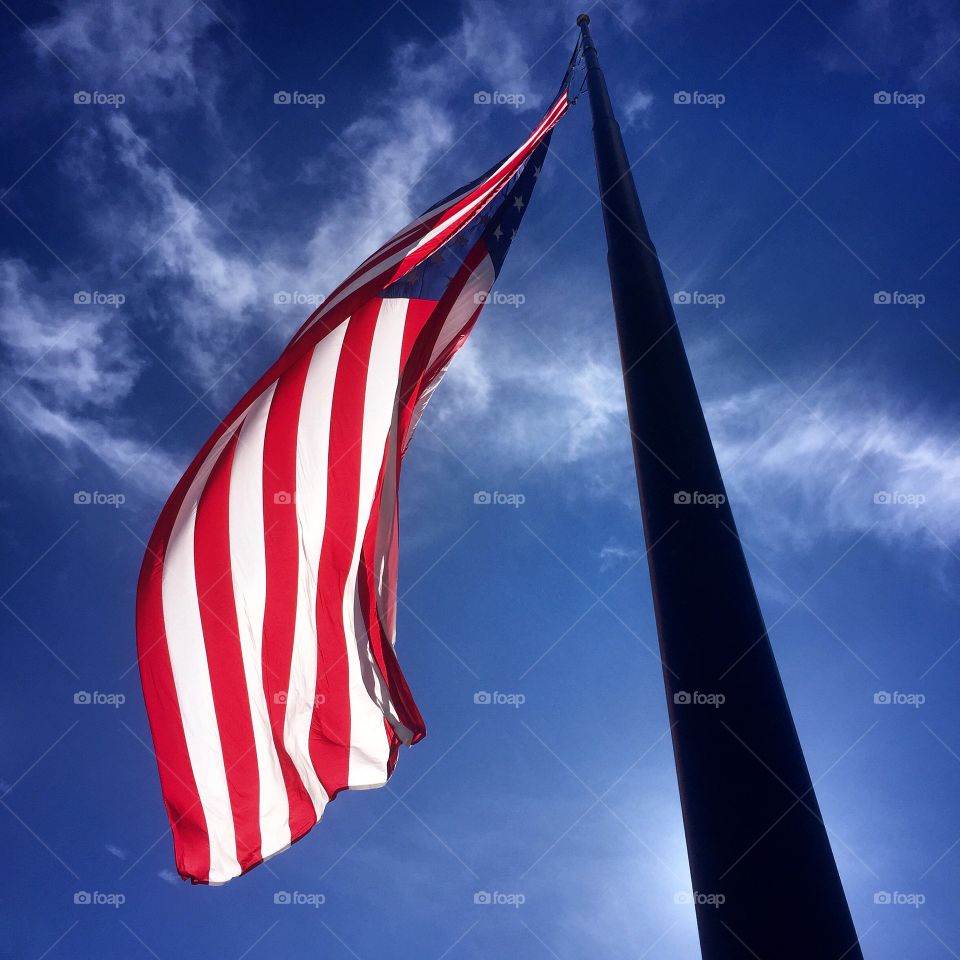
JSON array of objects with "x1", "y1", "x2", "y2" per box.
[
  {"x1": 425, "y1": 309, "x2": 960, "y2": 553},
  {"x1": 0, "y1": 259, "x2": 179, "y2": 496},
  {"x1": 818, "y1": 0, "x2": 959, "y2": 83},
  {"x1": 0, "y1": 260, "x2": 141, "y2": 407},
  {"x1": 622, "y1": 89, "x2": 654, "y2": 127},
  {"x1": 449, "y1": 0, "x2": 547, "y2": 108},
  {"x1": 18, "y1": 0, "x2": 960, "y2": 561},
  {"x1": 34, "y1": 0, "x2": 220, "y2": 105},
  {"x1": 599, "y1": 539, "x2": 642, "y2": 572},
  {"x1": 707, "y1": 380, "x2": 960, "y2": 549},
  {"x1": 433, "y1": 321, "x2": 631, "y2": 496},
  {"x1": 5, "y1": 0, "x2": 555, "y2": 498}
]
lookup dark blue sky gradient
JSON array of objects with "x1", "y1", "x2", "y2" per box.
[{"x1": 2, "y1": 1, "x2": 959, "y2": 958}]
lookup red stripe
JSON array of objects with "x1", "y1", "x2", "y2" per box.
[
  {"x1": 260, "y1": 356, "x2": 320, "y2": 840},
  {"x1": 309, "y1": 300, "x2": 380, "y2": 796},
  {"x1": 193, "y1": 434, "x2": 262, "y2": 872},
  {"x1": 136, "y1": 551, "x2": 212, "y2": 883}
]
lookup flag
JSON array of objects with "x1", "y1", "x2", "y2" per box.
[{"x1": 136, "y1": 82, "x2": 573, "y2": 883}]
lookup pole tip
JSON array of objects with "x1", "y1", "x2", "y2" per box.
[{"x1": 576, "y1": 13, "x2": 590, "y2": 26}]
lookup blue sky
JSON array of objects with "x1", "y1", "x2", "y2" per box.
[{"x1": 2, "y1": 0, "x2": 960, "y2": 956}]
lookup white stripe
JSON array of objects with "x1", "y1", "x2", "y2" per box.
[
  {"x1": 294, "y1": 244, "x2": 412, "y2": 343},
  {"x1": 404, "y1": 254, "x2": 496, "y2": 451},
  {"x1": 373, "y1": 407, "x2": 399, "y2": 647},
  {"x1": 344, "y1": 297, "x2": 408, "y2": 785},
  {"x1": 427, "y1": 253, "x2": 496, "y2": 370},
  {"x1": 228, "y1": 382, "x2": 292, "y2": 858},
  {"x1": 286, "y1": 322, "x2": 348, "y2": 813},
  {"x1": 161, "y1": 416, "x2": 248, "y2": 883}
]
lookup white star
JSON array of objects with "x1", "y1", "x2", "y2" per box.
[
  {"x1": 533, "y1": 165, "x2": 541, "y2": 179},
  {"x1": 492, "y1": 224, "x2": 503, "y2": 241},
  {"x1": 513, "y1": 195, "x2": 525, "y2": 211}
]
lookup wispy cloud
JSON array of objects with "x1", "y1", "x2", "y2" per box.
[
  {"x1": 708, "y1": 379, "x2": 960, "y2": 549},
  {"x1": 33, "y1": 0, "x2": 220, "y2": 104},
  {"x1": 3, "y1": 0, "x2": 546, "y2": 495},
  {"x1": 13, "y1": 0, "x2": 959, "y2": 564},
  {"x1": 426, "y1": 310, "x2": 960, "y2": 552}
]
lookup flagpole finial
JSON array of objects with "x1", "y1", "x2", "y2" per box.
[{"x1": 576, "y1": 12, "x2": 590, "y2": 26}]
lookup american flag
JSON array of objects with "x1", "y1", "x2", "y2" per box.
[{"x1": 136, "y1": 84, "x2": 572, "y2": 883}]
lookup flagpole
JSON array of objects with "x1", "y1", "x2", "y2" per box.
[{"x1": 575, "y1": 14, "x2": 862, "y2": 960}]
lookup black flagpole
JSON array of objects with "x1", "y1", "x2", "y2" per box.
[{"x1": 575, "y1": 14, "x2": 863, "y2": 960}]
